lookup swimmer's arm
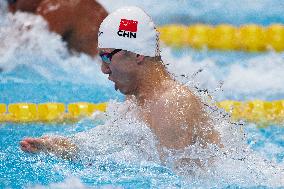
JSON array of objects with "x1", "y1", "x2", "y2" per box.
[
  {"x1": 20, "y1": 136, "x2": 78, "y2": 160},
  {"x1": 43, "y1": 136, "x2": 78, "y2": 160}
]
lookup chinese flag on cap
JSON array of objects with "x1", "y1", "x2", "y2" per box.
[{"x1": 119, "y1": 19, "x2": 138, "y2": 32}]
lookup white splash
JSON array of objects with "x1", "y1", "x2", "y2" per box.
[
  {"x1": 0, "y1": 12, "x2": 109, "y2": 85},
  {"x1": 28, "y1": 176, "x2": 123, "y2": 189},
  {"x1": 161, "y1": 47, "x2": 284, "y2": 100},
  {"x1": 70, "y1": 100, "x2": 160, "y2": 164},
  {"x1": 28, "y1": 177, "x2": 88, "y2": 189},
  {"x1": 61, "y1": 99, "x2": 284, "y2": 187}
]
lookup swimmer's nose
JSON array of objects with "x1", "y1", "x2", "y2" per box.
[{"x1": 101, "y1": 62, "x2": 111, "y2": 74}]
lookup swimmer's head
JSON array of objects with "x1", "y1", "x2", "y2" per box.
[
  {"x1": 99, "y1": 47, "x2": 164, "y2": 95},
  {"x1": 98, "y1": 7, "x2": 162, "y2": 95},
  {"x1": 98, "y1": 6, "x2": 160, "y2": 58}
]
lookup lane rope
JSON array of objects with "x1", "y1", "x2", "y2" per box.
[
  {"x1": 158, "y1": 24, "x2": 284, "y2": 52},
  {"x1": 0, "y1": 102, "x2": 107, "y2": 123},
  {"x1": 217, "y1": 100, "x2": 284, "y2": 125},
  {"x1": 0, "y1": 100, "x2": 284, "y2": 124}
]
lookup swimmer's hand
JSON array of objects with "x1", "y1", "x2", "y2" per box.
[
  {"x1": 20, "y1": 137, "x2": 47, "y2": 153},
  {"x1": 20, "y1": 136, "x2": 78, "y2": 160}
]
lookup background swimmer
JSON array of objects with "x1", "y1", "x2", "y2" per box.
[{"x1": 7, "y1": 0, "x2": 108, "y2": 56}]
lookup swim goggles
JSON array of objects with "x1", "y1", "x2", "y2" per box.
[{"x1": 99, "y1": 49, "x2": 122, "y2": 64}]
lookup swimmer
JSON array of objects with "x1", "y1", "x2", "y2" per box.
[
  {"x1": 7, "y1": 0, "x2": 107, "y2": 56},
  {"x1": 20, "y1": 7, "x2": 222, "y2": 161}
]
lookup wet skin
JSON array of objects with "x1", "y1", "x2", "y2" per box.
[
  {"x1": 20, "y1": 136, "x2": 77, "y2": 160},
  {"x1": 20, "y1": 137, "x2": 47, "y2": 153},
  {"x1": 99, "y1": 48, "x2": 222, "y2": 149}
]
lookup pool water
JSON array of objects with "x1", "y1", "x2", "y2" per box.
[
  {"x1": 0, "y1": 123, "x2": 178, "y2": 189},
  {"x1": 1, "y1": 0, "x2": 284, "y2": 188}
]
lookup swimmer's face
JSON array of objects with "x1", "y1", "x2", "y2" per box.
[
  {"x1": 8, "y1": 0, "x2": 43, "y2": 13},
  {"x1": 99, "y1": 48, "x2": 143, "y2": 95}
]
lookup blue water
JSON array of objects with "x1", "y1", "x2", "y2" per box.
[
  {"x1": 0, "y1": 122, "x2": 180, "y2": 189},
  {"x1": 0, "y1": 123, "x2": 284, "y2": 188},
  {"x1": 1, "y1": 0, "x2": 284, "y2": 188}
]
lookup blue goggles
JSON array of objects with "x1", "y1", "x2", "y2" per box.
[{"x1": 99, "y1": 49, "x2": 122, "y2": 64}]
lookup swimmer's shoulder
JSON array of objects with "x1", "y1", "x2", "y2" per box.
[
  {"x1": 154, "y1": 81, "x2": 205, "y2": 121},
  {"x1": 161, "y1": 80, "x2": 198, "y2": 104}
]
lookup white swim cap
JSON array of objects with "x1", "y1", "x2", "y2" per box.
[{"x1": 98, "y1": 6, "x2": 160, "y2": 57}]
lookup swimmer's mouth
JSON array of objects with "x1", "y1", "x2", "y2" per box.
[
  {"x1": 108, "y1": 75, "x2": 118, "y2": 91},
  {"x1": 108, "y1": 75, "x2": 113, "y2": 81}
]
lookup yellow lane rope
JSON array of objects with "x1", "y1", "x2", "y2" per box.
[
  {"x1": 157, "y1": 24, "x2": 284, "y2": 52},
  {"x1": 0, "y1": 102, "x2": 107, "y2": 123},
  {"x1": 0, "y1": 101, "x2": 284, "y2": 124},
  {"x1": 217, "y1": 100, "x2": 284, "y2": 125}
]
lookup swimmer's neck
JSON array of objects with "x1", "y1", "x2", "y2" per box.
[{"x1": 134, "y1": 62, "x2": 172, "y2": 106}]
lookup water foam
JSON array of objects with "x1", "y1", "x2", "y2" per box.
[
  {"x1": 70, "y1": 100, "x2": 160, "y2": 164},
  {"x1": 162, "y1": 47, "x2": 284, "y2": 100},
  {"x1": 28, "y1": 177, "x2": 88, "y2": 189},
  {"x1": 28, "y1": 176, "x2": 123, "y2": 189},
  {"x1": 60, "y1": 99, "x2": 284, "y2": 187},
  {"x1": 0, "y1": 11, "x2": 108, "y2": 85}
]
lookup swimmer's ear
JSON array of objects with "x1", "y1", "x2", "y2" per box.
[{"x1": 136, "y1": 54, "x2": 145, "y2": 64}]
